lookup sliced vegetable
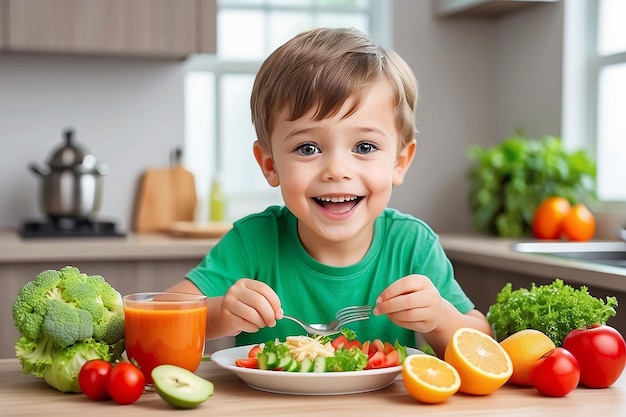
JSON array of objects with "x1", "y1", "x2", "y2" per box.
[{"x1": 235, "y1": 335, "x2": 406, "y2": 372}]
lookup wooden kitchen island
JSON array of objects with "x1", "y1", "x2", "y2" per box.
[{"x1": 1, "y1": 358, "x2": 624, "y2": 416}]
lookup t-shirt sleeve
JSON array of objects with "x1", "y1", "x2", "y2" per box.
[{"x1": 185, "y1": 227, "x2": 253, "y2": 296}]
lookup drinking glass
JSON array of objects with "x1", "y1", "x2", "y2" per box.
[{"x1": 123, "y1": 292, "x2": 208, "y2": 385}]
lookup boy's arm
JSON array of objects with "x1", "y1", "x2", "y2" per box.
[{"x1": 166, "y1": 278, "x2": 283, "y2": 339}]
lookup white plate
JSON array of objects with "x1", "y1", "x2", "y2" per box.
[{"x1": 210, "y1": 344, "x2": 422, "y2": 395}]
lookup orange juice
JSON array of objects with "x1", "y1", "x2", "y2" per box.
[{"x1": 123, "y1": 293, "x2": 208, "y2": 384}]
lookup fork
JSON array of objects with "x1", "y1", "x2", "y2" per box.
[{"x1": 282, "y1": 305, "x2": 373, "y2": 336}]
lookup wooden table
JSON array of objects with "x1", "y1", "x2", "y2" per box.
[{"x1": 1, "y1": 358, "x2": 624, "y2": 416}]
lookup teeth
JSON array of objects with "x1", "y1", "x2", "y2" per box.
[{"x1": 316, "y1": 196, "x2": 358, "y2": 203}]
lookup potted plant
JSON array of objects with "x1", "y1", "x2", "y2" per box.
[{"x1": 467, "y1": 134, "x2": 596, "y2": 237}]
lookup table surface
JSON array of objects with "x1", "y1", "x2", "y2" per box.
[{"x1": 1, "y1": 358, "x2": 624, "y2": 417}]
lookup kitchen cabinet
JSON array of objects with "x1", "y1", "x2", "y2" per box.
[
  {"x1": 1, "y1": 0, "x2": 216, "y2": 58},
  {"x1": 434, "y1": 0, "x2": 557, "y2": 17}
]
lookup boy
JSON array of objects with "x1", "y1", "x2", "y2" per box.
[{"x1": 167, "y1": 28, "x2": 491, "y2": 357}]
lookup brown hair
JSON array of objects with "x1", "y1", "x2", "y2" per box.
[{"x1": 250, "y1": 27, "x2": 418, "y2": 151}]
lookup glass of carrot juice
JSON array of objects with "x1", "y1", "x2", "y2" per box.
[{"x1": 123, "y1": 292, "x2": 208, "y2": 386}]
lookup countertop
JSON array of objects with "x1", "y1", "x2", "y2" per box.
[
  {"x1": 1, "y1": 358, "x2": 624, "y2": 417},
  {"x1": 0, "y1": 231, "x2": 220, "y2": 263},
  {"x1": 439, "y1": 234, "x2": 626, "y2": 293},
  {"x1": 2, "y1": 230, "x2": 624, "y2": 290}
]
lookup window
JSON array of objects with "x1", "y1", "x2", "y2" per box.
[
  {"x1": 563, "y1": 0, "x2": 626, "y2": 204},
  {"x1": 184, "y1": 0, "x2": 391, "y2": 222}
]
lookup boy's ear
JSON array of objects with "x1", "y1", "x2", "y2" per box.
[
  {"x1": 392, "y1": 139, "x2": 416, "y2": 186},
  {"x1": 253, "y1": 141, "x2": 280, "y2": 187}
]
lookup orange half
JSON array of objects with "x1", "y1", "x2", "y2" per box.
[
  {"x1": 444, "y1": 327, "x2": 512, "y2": 395},
  {"x1": 402, "y1": 354, "x2": 460, "y2": 404}
]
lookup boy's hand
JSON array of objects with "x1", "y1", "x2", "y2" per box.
[
  {"x1": 373, "y1": 274, "x2": 443, "y2": 334},
  {"x1": 218, "y1": 278, "x2": 283, "y2": 335}
]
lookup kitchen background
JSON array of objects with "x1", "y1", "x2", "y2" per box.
[{"x1": 1, "y1": 0, "x2": 595, "y2": 236}]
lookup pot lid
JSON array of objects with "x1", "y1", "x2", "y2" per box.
[{"x1": 47, "y1": 128, "x2": 105, "y2": 173}]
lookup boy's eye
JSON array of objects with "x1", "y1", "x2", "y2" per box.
[
  {"x1": 353, "y1": 142, "x2": 379, "y2": 155},
  {"x1": 294, "y1": 143, "x2": 320, "y2": 156}
]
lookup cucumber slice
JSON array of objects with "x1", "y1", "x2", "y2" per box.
[
  {"x1": 277, "y1": 355, "x2": 294, "y2": 369},
  {"x1": 265, "y1": 351, "x2": 279, "y2": 368},
  {"x1": 298, "y1": 358, "x2": 313, "y2": 372},
  {"x1": 313, "y1": 356, "x2": 327, "y2": 373},
  {"x1": 285, "y1": 358, "x2": 300, "y2": 372},
  {"x1": 257, "y1": 352, "x2": 269, "y2": 370}
]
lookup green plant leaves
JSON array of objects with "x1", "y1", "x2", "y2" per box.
[{"x1": 467, "y1": 135, "x2": 596, "y2": 237}]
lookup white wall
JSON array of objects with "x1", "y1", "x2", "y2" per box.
[
  {"x1": 0, "y1": 55, "x2": 185, "y2": 231},
  {"x1": 0, "y1": 0, "x2": 565, "y2": 235},
  {"x1": 389, "y1": 0, "x2": 563, "y2": 233}
]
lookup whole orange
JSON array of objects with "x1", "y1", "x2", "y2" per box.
[
  {"x1": 562, "y1": 203, "x2": 595, "y2": 241},
  {"x1": 532, "y1": 197, "x2": 571, "y2": 239},
  {"x1": 499, "y1": 329, "x2": 556, "y2": 386}
]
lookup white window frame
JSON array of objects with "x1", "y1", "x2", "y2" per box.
[{"x1": 562, "y1": 0, "x2": 626, "y2": 209}]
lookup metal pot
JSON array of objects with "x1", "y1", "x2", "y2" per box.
[{"x1": 29, "y1": 129, "x2": 109, "y2": 219}]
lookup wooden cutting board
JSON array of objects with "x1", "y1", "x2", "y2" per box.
[{"x1": 133, "y1": 164, "x2": 197, "y2": 232}]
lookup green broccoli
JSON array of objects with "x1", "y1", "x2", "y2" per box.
[{"x1": 12, "y1": 266, "x2": 125, "y2": 392}]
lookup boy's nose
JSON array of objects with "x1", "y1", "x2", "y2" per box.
[{"x1": 322, "y1": 154, "x2": 352, "y2": 181}]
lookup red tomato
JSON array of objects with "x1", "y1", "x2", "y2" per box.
[
  {"x1": 530, "y1": 348, "x2": 580, "y2": 397},
  {"x1": 366, "y1": 351, "x2": 386, "y2": 369},
  {"x1": 248, "y1": 345, "x2": 262, "y2": 358},
  {"x1": 78, "y1": 359, "x2": 112, "y2": 401},
  {"x1": 331, "y1": 335, "x2": 349, "y2": 350},
  {"x1": 345, "y1": 340, "x2": 362, "y2": 350},
  {"x1": 563, "y1": 324, "x2": 626, "y2": 388},
  {"x1": 383, "y1": 349, "x2": 400, "y2": 367},
  {"x1": 235, "y1": 358, "x2": 259, "y2": 368},
  {"x1": 107, "y1": 362, "x2": 145, "y2": 405}
]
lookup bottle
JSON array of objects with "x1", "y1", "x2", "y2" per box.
[{"x1": 209, "y1": 174, "x2": 226, "y2": 222}]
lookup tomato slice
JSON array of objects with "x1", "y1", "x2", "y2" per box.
[
  {"x1": 371, "y1": 339, "x2": 385, "y2": 355},
  {"x1": 248, "y1": 345, "x2": 262, "y2": 359},
  {"x1": 345, "y1": 340, "x2": 362, "y2": 350},
  {"x1": 361, "y1": 340, "x2": 371, "y2": 356},
  {"x1": 366, "y1": 351, "x2": 386, "y2": 369},
  {"x1": 235, "y1": 358, "x2": 259, "y2": 368},
  {"x1": 383, "y1": 349, "x2": 400, "y2": 367},
  {"x1": 383, "y1": 341, "x2": 395, "y2": 354},
  {"x1": 331, "y1": 335, "x2": 349, "y2": 350}
]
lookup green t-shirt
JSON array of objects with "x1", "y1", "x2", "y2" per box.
[{"x1": 186, "y1": 206, "x2": 474, "y2": 347}]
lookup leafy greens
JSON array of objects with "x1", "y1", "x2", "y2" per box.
[{"x1": 487, "y1": 278, "x2": 617, "y2": 346}]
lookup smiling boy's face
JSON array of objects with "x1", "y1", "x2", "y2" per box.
[{"x1": 254, "y1": 79, "x2": 415, "y2": 259}]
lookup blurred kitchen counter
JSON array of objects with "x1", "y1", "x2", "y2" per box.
[
  {"x1": 439, "y1": 233, "x2": 626, "y2": 339},
  {"x1": 1, "y1": 231, "x2": 625, "y2": 358},
  {"x1": 439, "y1": 234, "x2": 626, "y2": 292},
  {"x1": 0, "y1": 230, "x2": 219, "y2": 263}
]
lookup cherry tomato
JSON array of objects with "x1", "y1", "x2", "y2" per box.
[
  {"x1": 106, "y1": 362, "x2": 145, "y2": 405},
  {"x1": 563, "y1": 324, "x2": 626, "y2": 388},
  {"x1": 78, "y1": 359, "x2": 112, "y2": 401},
  {"x1": 530, "y1": 347, "x2": 580, "y2": 397}
]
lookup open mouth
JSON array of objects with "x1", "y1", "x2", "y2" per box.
[{"x1": 313, "y1": 195, "x2": 363, "y2": 214}]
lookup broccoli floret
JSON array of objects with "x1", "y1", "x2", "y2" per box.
[
  {"x1": 12, "y1": 266, "x2": 126, "y2": 392},
  {"x1": 93, "y1": 309, "x2": 125, "y2": 344},
  {"x1": 42, "y1": 299, "x2": 94, "y2": 347},
  {"x1": 12, "y1": 270, "x2": 63, "y2": 340}
]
